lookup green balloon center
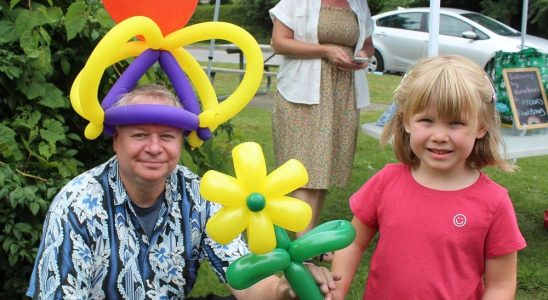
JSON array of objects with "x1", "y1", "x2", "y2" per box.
[{"x1": 246, "y1": 192, "x2": 266, "y2": 212}]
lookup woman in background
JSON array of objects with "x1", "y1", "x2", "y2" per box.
[{"x1": 269, "y1": 0, "x2": 374, "y2": 261}]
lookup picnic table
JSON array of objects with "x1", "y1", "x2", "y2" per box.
[
  {"x1": 361, "y1": 122, "x2": 548, "y2": 160},
  {"x1": 204, "y1": 43, "x2": 279, "y2": 99}
]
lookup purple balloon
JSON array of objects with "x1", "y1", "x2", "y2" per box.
[
  {"x1": 159, "y1": 50, "x2": 212, "y2": 140},
  {"x1": 159, "y1": 51, "x2": 200, "y2": 114},
  {"x1": 98, "y1": 49, "x2": 213, "y2": 142},
  {"x1": 104, "y1": 104, "x2": 199, "y2": 133},
  {"x1": 101, "y1": 49, "x2": 160, "y2": 110},
  {"x1": 197, "y1": 127, "x2": 212, "y2": 140}
]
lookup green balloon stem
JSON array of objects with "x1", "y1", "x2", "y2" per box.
[
  {"x1": 284, "y1": 262, "x2": 323, "y2": 300},
  {"x1": 275, "y1": 226, "x2": 291, "y2": 250},
  {"x1": 246, "y1": 192, "x2": 266, "y2": 212}
]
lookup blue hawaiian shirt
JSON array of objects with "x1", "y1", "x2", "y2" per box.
[{"x1": 27, "y1": 157, "x2": 249, "y2": 299}]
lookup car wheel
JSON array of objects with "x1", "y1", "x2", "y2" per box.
[{"x1": 369, "y1": 50, "x2": 384, "y2": 73}]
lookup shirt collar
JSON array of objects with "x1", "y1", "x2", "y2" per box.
[{"x1": 107, "y1": 157, "x2": 181, "y2": 206}]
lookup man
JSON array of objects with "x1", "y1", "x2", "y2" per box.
[{"x1": 27, "y1": 84, "x2": 339, "y2": 299}]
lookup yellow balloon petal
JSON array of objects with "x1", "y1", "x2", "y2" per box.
[
  {"x1": 232, "y1": 142, "x2": 266, "y2": 190},
  {"x1": 247, "y1": 213, "x2": 276, "y2": 254},
  {"x1": 265, "y1": 196, "x2": 312, "y2": 232},
  {"x1": 200, "y1": 171, "x2": 247, "y2": 206},
  {"x1": 264, "y1": 159, "x2": 308, "y2": 198},
  {"x1": 206, "y1": 206, "x2": 249, "y2": 244}
]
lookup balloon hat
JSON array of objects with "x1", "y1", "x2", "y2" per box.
[{"x1": 70, "y1": 1, "x2": 264, "y2": 148}]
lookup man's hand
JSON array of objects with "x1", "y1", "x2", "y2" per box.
[{"x1": 276, "y1": 263, "x2": 342, "y2": 300}]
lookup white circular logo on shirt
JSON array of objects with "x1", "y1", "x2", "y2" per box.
[{"x1": 453, "y1": 214, "x2": 467, "y2": 227}]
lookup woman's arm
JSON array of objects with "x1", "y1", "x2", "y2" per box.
[
  {"x1": 271, "y1": 19, "x2": 355, "y2": 68},
  {"x1": 331, "y1": 217, "x2": 377, "y2": 298},
  {"x1": 482, "y1": 252, "x2": 518, "y2": 300},
  {"x1": 356, "y1": 36, "x2": 374, "y2": 59}
]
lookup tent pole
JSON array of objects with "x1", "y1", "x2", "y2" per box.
[
  {"x1": 206, "y1": 0, "x2": 222, "y2": 79},
  {"x1": 428, "y1": 0, "x2": 440, "y2": 57},
  {"x1": 520, "y1": 0, "x2": 528, "y2": 50}
]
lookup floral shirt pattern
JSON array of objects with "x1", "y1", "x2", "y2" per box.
[{"x1": 27, "y1": 157, "x2": 249, "y2": 300}]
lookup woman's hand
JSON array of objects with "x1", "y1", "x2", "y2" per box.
[
  {"x1": 349, "y1": 49, "x2": 370, "y2": 71},
  {"x1": 325, "y1": 45, "x2": 368, "y2": 71}
]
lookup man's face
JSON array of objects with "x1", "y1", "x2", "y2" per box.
[
  {"x1": 113, "y1": 96, "x2": 183, "y2": 188},
  {"x1": 114, "y1": 124, "x2": 183, "y2": 188}
]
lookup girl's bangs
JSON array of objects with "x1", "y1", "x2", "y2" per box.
[{"x1": 408, "y1": 68, "x2": 479, "y2": 123}]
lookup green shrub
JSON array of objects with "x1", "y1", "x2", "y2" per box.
[{"x1": 0, "y1": 1, "x2": 113, "y2": 296}]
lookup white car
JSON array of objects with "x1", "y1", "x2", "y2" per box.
[{"x1": 370, "y1": 7, "x2": 548, "y2": 73}]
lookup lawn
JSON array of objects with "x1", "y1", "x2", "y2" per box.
[{"x1": 187, "y1": 71, "x2": 548, "y2": 299}]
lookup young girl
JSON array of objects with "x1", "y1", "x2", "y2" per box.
[{"x1": 332, "y1": 55, "x2": 526, "y2": 299}]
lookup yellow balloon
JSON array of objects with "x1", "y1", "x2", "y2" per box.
[
  {"x1": 206, "y1": 206, "x2": 249, "y2": 244},
  {"x1": 265, "y1": 196, "x2": 312, "y2": 232},
  {"x1": 264, "y1": 159, "x2": 308, "y2": 198},
  {"x1": 200, "y1": 170, "x2": 249, "y2": 207},
  {"x1": 170, "y1": 47, "x2": 218, "y2": 114},
  {"x1": 72, "y1": 16, "x2": 163, "y2": 139},
  {"x1": 170, "y1": 47, "x2": 217, "y2": 148},
  {"x1": 248, "y1": 212, "x2": 276, "y2": 255},
  {"x1": 165, "y1": 22, "x2": 263, "y2": 129},
  {"x1": 186, "y1": 132, "x2": 204, "y2": 149},
  {"x1": 202, "y1": 142, "x2": 312, "y2": 255},
  {"x1": 71, "y1": 17, "x2": 262, "y2": 144},
  {"x1": 232, "y1": 142, "x2": 267, "y2": 191},
  {"x1": 70, "y1": 72, "x2": 84, "y2": 117},
  {"x1": 114, "y1": 41, "x2": 149, "y2": 63}
]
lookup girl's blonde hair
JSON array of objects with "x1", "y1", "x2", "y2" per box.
[{"x1": 381, "y1": 55, "x2": 515, "y2": 171}]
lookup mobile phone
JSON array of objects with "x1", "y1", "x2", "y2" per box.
[{"x1": 353, "y1": 57, "x2": 369, "y2": 63}]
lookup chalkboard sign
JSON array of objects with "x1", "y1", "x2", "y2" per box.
[{"x1": 502, "y1": 67, "x2": 548, "y2": 129}]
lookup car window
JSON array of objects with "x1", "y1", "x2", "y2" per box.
[
  {"x1": 439, "y1": 15, "x2": 474, "y2": 37},
  {"x1": 376, "y1": 12, "x2": 423, "y2": 31},
  {"x1": 461, "y1": 13, "x2": 520, "y2": 37}
]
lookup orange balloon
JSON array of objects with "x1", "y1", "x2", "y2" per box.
[{"x1": 102, "y1": 0, "x2": 198, "y2": 36}]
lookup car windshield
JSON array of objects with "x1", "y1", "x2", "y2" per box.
[{"x1": 461, "y1": 13, "x2": 520, "y2": 36}]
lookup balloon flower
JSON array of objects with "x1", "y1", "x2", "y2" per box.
[
  {"x1": 200, "y1": 142, "x2": 312, "y2": 254},
  {"x1": 200, "y1": 142, "x2": 356, "y2": 300},
  {"x1": 70, "y1": 2, "x2": 264, "y2": 148}
]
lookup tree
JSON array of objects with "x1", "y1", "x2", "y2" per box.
[{"x1": 237, "y1": 0, "x2": 279, "y2": 43}]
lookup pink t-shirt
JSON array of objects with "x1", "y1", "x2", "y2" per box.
[{"x1": 350, "y1": 163, "x2": 526, "y2": 299}]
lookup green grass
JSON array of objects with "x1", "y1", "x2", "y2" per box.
[{"x1": 188, "y1": 71, "x2": 548, "y2": 299}]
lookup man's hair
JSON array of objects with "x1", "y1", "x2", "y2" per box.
[{"x1": 115, "y1": 84, "x2": 182, "y2": 108}]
